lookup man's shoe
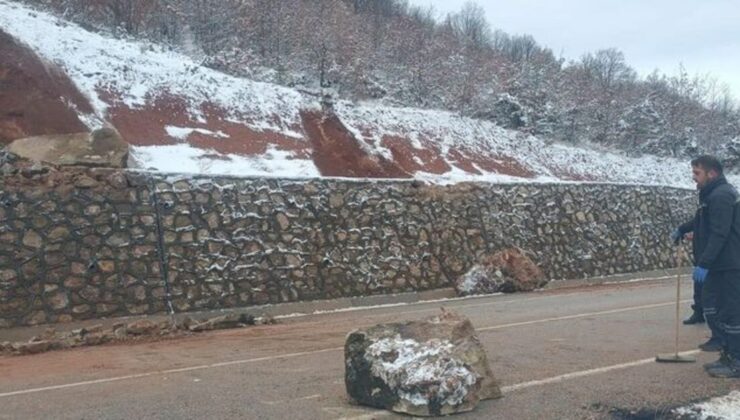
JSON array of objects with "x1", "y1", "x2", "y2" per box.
[
  {"x1": 683, "y1": 311, "x2": 705, "y2": 325},
  {"x1": 703, "y1": 350, "x2": 730, "y2": 370},
  {"x1": 699, "y1": 338, "x2": 724, "y2": 352},
  {"x1": 706, "y1": 358, "x2": 740, "y2": 378}
]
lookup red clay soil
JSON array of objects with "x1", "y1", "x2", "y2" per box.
[
  {"x1": 454, "y1": 148, "x2": 537, "y2": 178},
  {"x1": 342, "y1": 120, "x2": 535, "y2": 179},
  {"x1": 300, "y1": 110, "x2": 411, "y2": 178},
  {"x1": 447, "y1": 147, "x2": 538, "y2": 178},
  {"x1": 0, "y1": 30, "x2": 92, "y2": 144},
  {"x1": 105, "y1": 90, "x2": 537, "y2": 180},
  {"x1": 104, "y1": 91, "x2": 310, "y2": 157},
  {"x1": 369, "y1": 134, "x2": 535, "y2": 179},
  {"x1": 99, "y1": 88, "x2": 178, "y2": 147},
  {"x1": 446, "y1": 148, "x2": 483, "y2": 174},
  {"x1": 381, "y1": 135, "x2": 452, "y2": 174}
]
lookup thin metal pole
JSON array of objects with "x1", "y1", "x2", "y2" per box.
[
  {"x1": 674, "y1": 266, "x2": 680, "y2": 356},
  {"x1": 674, "y1": 246, "x2": 684, "y2": 357}
]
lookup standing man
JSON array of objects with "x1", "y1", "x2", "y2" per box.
[{"x1": 672, "y1": 155, "x2": 740, "y2": 378}]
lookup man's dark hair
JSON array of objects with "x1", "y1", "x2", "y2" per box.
[{"x1": 691, "y1": 155, "x2": 724, "y2": 175}]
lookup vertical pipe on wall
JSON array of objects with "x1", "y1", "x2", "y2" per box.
[{"x1": 148, "y1": 178, "x2": 176, "y2": 322}]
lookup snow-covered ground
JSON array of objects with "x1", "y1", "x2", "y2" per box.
[
  {"x1": 3, "y1": 0, "x2": 738, "y2": 188},
  {"x1": 129, "y1": 144, "x2": 320, "y2": 178},
  {"x1": 673, "y1": 390, "x2": 740, "y2": 419}
]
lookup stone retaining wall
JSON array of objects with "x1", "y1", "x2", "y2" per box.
[{"x1": 0, "y1": 159, "x2": 696, "y2": 327}]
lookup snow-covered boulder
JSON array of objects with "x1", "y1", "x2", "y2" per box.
[
  {"x1": 455, "y1": 248, "x2": 547, "y2": 296},
  {"x1": 344, "y1": 309, "x2": 501, "y2": 416}
]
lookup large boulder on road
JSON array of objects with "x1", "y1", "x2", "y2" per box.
[
  {"x1": 455, "y1": 248, "x2": 547, "y2": 296},
  {"x1": 344, "y1": 309, "x2": 501, "y2": 416}
]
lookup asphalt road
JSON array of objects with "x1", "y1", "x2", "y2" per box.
[{"x1": 0, "y1": 278, "x2": 737, "y2": 419}]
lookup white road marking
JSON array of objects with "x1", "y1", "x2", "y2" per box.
[
  {"x1": 337, "y1": 412, "x2": 394, "y2": 420},
  {"x1": 264, "y1": 394, "x2": 321, "y2": 405},
  {"x1": 0, "y1": 298, "x2": 690, "y2": 399},
  {"x1": 478, "y1": 300, "x2": 691, "y2": 332},
  {"x1": 282, "y1": 275, "x2": 679, "y2": 320},
  {"x1": 0, "y1": 347, "x2": 342, "y2": 398},
  {"x1": 501, "y1": 350, "x2": 702, "y2": 393}
]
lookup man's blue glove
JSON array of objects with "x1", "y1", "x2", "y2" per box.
[
  {"x1": 692, "y1": 267, "x2": 709, "y2": 283},
  {"x1": 670, "y1": 229, "x2": 682, "y2": 245}
]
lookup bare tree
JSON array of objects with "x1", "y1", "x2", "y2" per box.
[
  {"x1": 81, "y1": 0, "x2": 157, "y2": 35},
  {"x1": 445, "y1": 1, "x2": 491, "y2": 50},
  {"x1": 348, "y1": 0, "x2": 400, "y2": 49},
  {"x1": 580, "y1": 48, "x2": 636, "y2": 93},
  {"x1": 298, "y1": 0, "x2": 351, "y2": 88}
]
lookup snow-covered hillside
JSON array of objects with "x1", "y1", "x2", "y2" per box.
[
  {"x1": 335, "y1": 102, "x2": 704, "y2": 186},
  {"x1": 1, "y1": 0, "x2": 731, "y2": 188}
]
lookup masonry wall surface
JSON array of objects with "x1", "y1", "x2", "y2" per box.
[{"x1": 0, "y1": 157, "x2": 696, "y2": 327}]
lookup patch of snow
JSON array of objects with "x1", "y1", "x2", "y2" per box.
[
  {"x1": 165, "y1": 126, "x2": 229, "y2": 141},
  {"x1": 128, "y1": 144, "x2": 320, "y2": 178},
  {"x1": 76, "y1": 113, "x2": 106, "y2": 130},
  {"x1": 415, "y1": 165, "x2": 545, "y2": 185},
  {"x1": 366, "y1": 335, "x2": 478, "y2": 407},
  {"x1": 673, "y1": 390, "x2": 740, "y2": 420},
  {"x1": 457, "y1": 266, "x2": 489, "y2": 294}
]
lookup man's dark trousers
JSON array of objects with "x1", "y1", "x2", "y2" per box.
[
  {"x1": 702, "y1": 272, "x2": 723, "y2": 344},
  {"x1": 703, "y1": 270, "x2": 740, "y2": 355},
  {"x1": 714, "y1": 270, "x2": 740, "y2": 358}
]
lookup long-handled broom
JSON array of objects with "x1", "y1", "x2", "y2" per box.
[{"x1": 656, "y1": 245, "x2": 696, "y2": 363}]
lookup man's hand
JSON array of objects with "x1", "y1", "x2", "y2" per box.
[
  {"x1": 670, "y1": 229, "x2": 683, "y2": 245},
  {"x1": 692, "y1": 266, "x2": 709, "y2": 283}
]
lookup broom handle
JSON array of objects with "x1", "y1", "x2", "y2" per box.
[{"x1": 674, "y1": 246, "x2": 683, "y2": 356}]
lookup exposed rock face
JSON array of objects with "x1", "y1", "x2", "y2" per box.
[
  {"x1": 345, "y1": 309, "x2": 501, "y2": 416},
  {"x1": 7, "y1": 127, "x2": 129, "y2": 167},
  {"x1": 0, "y1": 29, "x2": 92, "y2": 144},
  {"x1": 456, "y1": 248, "x2": 547, "y2": 296}
]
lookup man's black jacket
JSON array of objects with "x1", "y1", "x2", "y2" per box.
[{"x1": 678, "y1": 176, "x2": 740, "y2": 271}]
